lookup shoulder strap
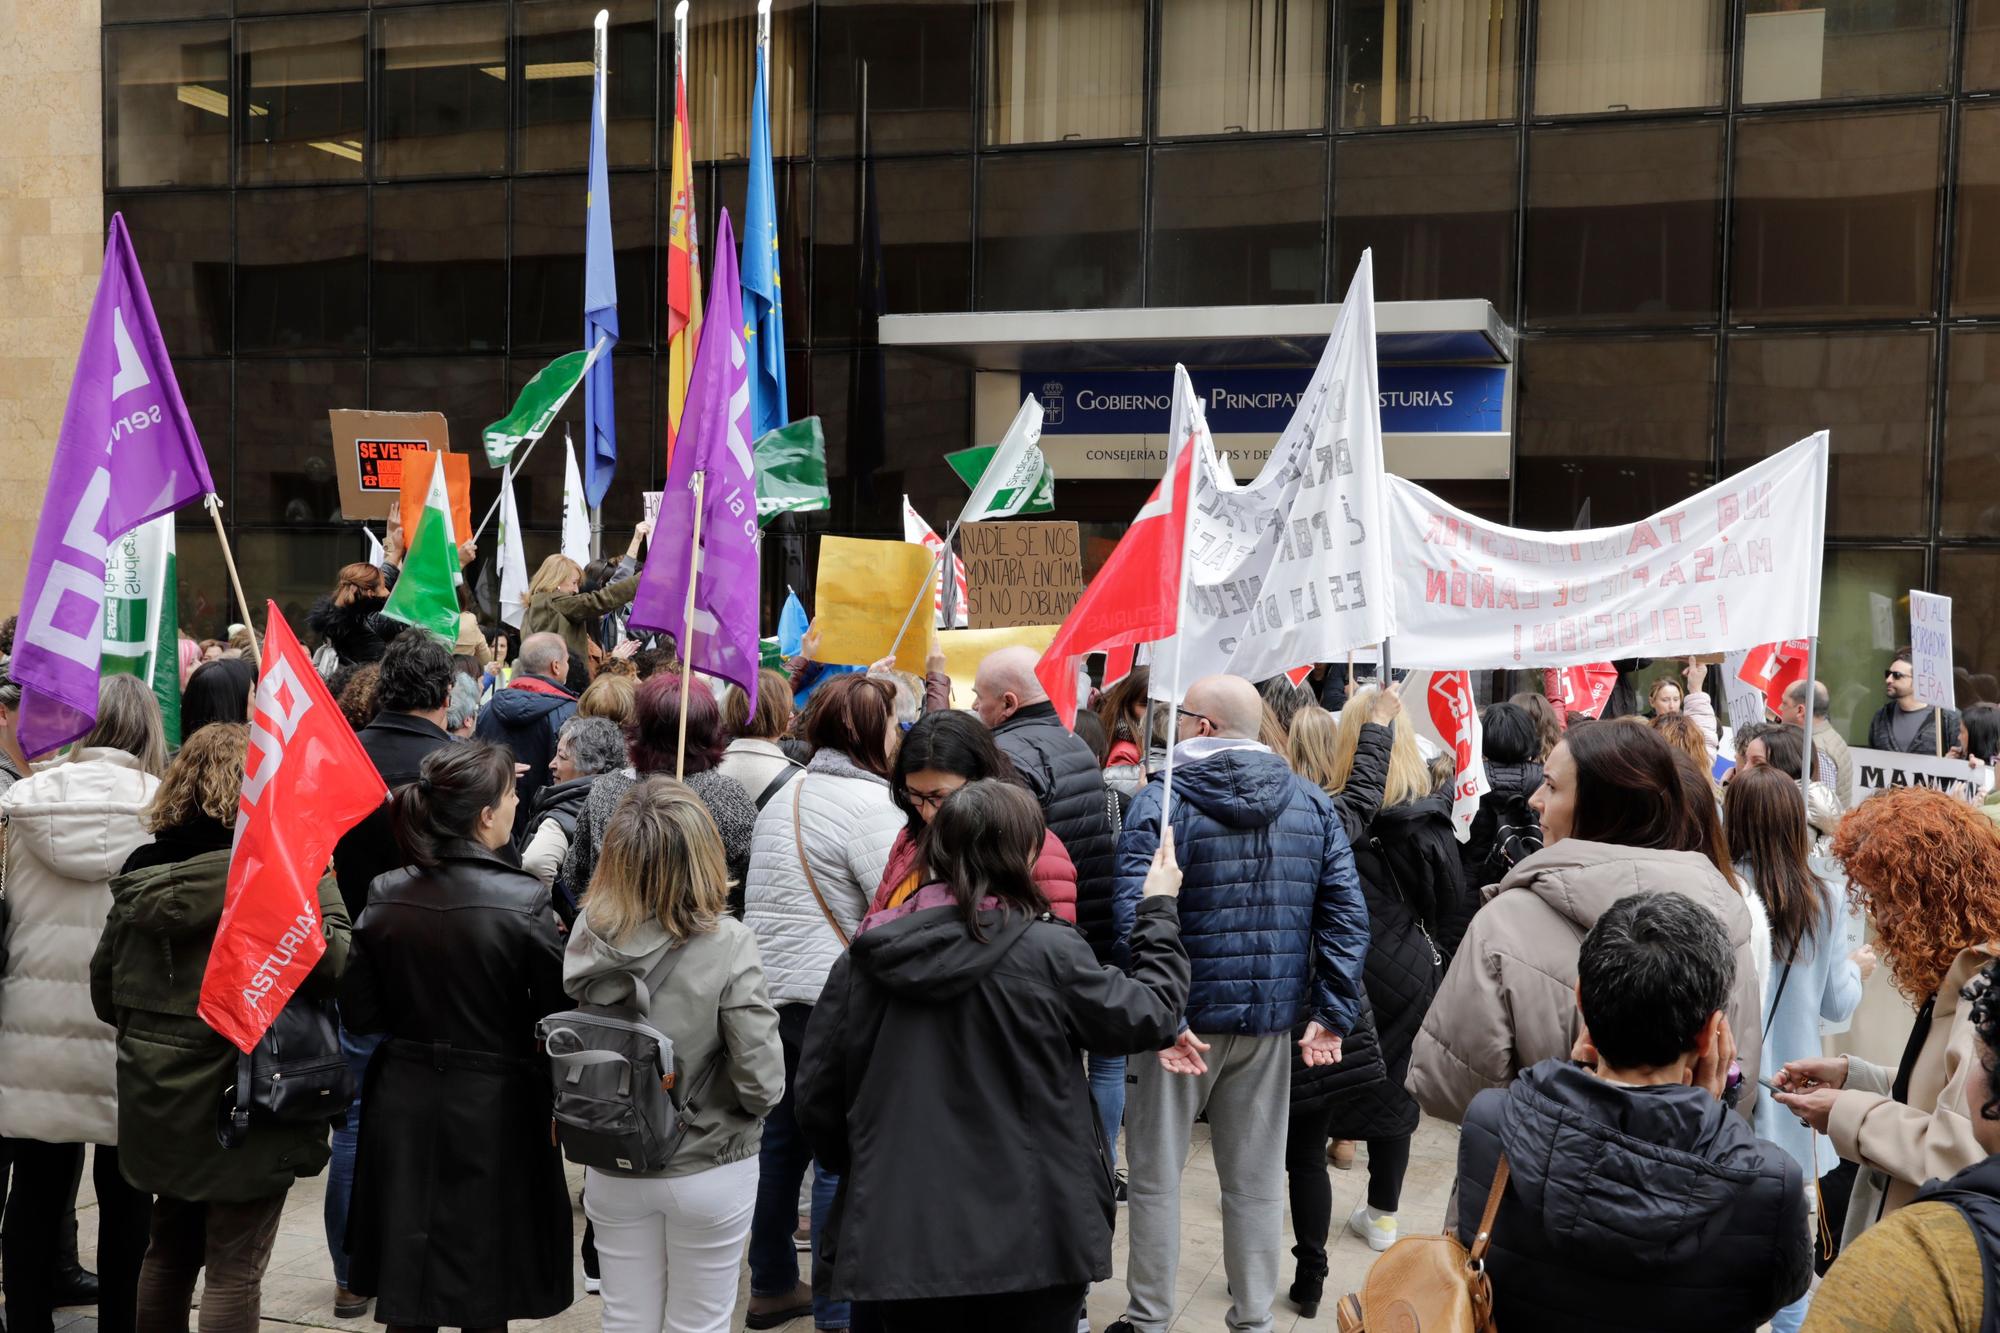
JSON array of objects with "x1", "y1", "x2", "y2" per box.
[
  {"x1": 1466, "y1": 1152, "x2": 1510, "y2": 1265},
  {"x1": 1765, "y1": 960, "x2": 1793, "y2": 1033},
  {"x1": 792, "y1": 776, "x2": 851, "y2": 950},
  {"x1": 754, "y1": 760, "x2": 804, "y2": 812},
  {"x1": 633, "y1": 940, "x2": 687, "y2": 1011}
]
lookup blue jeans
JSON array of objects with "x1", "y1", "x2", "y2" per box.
[
  {"x1": 1088, "y1": 1053, "x2": 1128, "y2": 1171},
  {"x1": 748, "y1": 1003, "x2": 847, "y2": 1329},
  {"x1": 324, "y1": 1026, "x2": 383, "y2": 1291}
]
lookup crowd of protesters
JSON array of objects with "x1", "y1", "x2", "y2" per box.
[{"x1": 4, "y1": 556, "x2": 2000, "y2": 1333}]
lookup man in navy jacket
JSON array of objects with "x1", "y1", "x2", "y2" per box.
[{"x1": 1106, "y1": 674, "x2": 1369, "y2": 1333}]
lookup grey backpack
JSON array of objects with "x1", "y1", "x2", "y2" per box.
[{"x1": 536, "y1": 944, "x2": 719, "y2": 1176}]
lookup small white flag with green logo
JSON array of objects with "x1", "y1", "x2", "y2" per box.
[
  {"x1": 950, "y1": 396, "x2": 1050, "y2": 524},
  {"x1": 101, "y1": 514, "x2": 180, "y2": 747},
  {"x1": 382, "y1": 451, "x2": 463, "y2": 642},
  {"x1": 562, "y1": 430, "x2": 591, "y2": 567}
]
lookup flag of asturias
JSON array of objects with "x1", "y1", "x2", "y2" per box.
[{"x1": 742, "y1": 35, "x2": 788, "y2": 441}]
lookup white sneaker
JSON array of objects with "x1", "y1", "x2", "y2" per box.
[
  {"x1": 1348, "y1": 1203, "x2": 1398, "y2": 1252},
  {"x1": 583, "y1": 1274, "x2": 601, "y2": 1295},
  {"x1": 1077, "y1": 1320, "x2": 1090, "y2": 1333}
]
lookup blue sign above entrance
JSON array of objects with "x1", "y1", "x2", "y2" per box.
[{"x1": 1024, "y1": 365, "x2": 1506, "y2": 436}]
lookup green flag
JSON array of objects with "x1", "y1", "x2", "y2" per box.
[
  {"x1": 482, "y1": 344, "x2": 600, "y2": 467},
  {"x1": 382, "y1": 455, "x2": 463, "y2": 641},
  {"x1": 101, "y1": 514, "x2": 180, "y2": 747},
  {"x1": 945, "y1": 443, "x2": 1055, "y2": 517},
  {"x1": 759, "y1": 637, "x2": 787, "y2": 669},
  {"x1": 754, "y1": 416, "x2": 831, "y2": 526}
]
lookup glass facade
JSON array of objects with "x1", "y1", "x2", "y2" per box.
[{"x1": 102, "y1": 0, "x2": 1999, "y2": 716}]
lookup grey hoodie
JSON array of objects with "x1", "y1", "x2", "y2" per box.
[{"x1": 561, "y1": 912, "x2": 785, "y2": 1176}]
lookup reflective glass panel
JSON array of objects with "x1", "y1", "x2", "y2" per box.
[
  {"x1": 685, "y1": 0, "x2": 812, "y2": 161},
  {"x1": 511, "y1": 173, "x2": 657, "y2": 354},
  {"x1": 233, "y1": 360, "x2": 367, "y2": 523},
  {"x1": 1938, "y1": 552, "x2": 2000, "y2": 710},
  {"x1": 977, "y1": 150, "x2": 1143, "y2": 310},
  {"x1": 109, "y1": 192, "x2": 232, "y2": 358},
  {"x1": 816, "y1": 0, "x2": 977, "y2": 155},
  {"x1": 1740, "y1": 0, "x2": 1950, "y2": 104},
  {"x1": 1970, "y1": 0, "x2": 2000, "y2": 91},
  {"x1": 1533, "y1": 0, "x2": 1725, "y2": 115},
  {"x1": 1158, "y1": 0, "x2": 1329, "y2": 137},
  {"x1": 238, "y1": 15, "x2": 368, "y2": 184},
  {"x1": 1942, "y1": 329, "x2": 2000, "y2": 539},
  {"x1": 984, "y1": 0, "x2": 1145, "y2": 146},
  {"x1": 1818, "y1": 549, "x2": 1929, "y2": 741},
  {"x1": 105, "y1": 23, "x2": 231, "y2": 189},
  {"x1": 1954, "y1": 104, "x2": 2000, "y2": 317},
  {"x1": 1151, "y1": 140, "x2": 1325, "y2": 306},
  {"x1": 373, "y1": 4, "x2": 510, "y2": 179},
  {"x1": 814, "y1": 158, "x2": 970, "y2": 340},
  {"x1": 516, "y1": 0, "x2": 657, "y2": 171},
  {"x1": 1336, "y1": 0, "x2": 1520, "y2": 128},
  {"x1": 236, "y1": 187, "x2": 367, "y2": 354},
  {"x1": 1330, "y1": 129, "x2": 1516, "y2": 313},
  {"x1": 373, "y1": 182, "x2": 508, "y2": 354},
  {"x1": 712, "y1": 160, "x2": 812, "y2": 346}
]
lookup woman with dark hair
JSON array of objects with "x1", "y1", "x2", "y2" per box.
[
  {"x1": 740, "y1": 674, "x2": 907, "y2": 1332},
  {"x1": 177, "y1": 657, "x2": 255, "y2": 743},
  {"x1": 306, "y1": 561, "x2": 407, "y2": 668},
  {"x1": 562, "y1": 672, "x2": 758, "y2": 905},
  {"x1": 1098, "y1": 667, "x2": 1161, "y2": 808},
  {"x1": 1460, "y1": 700, "x2": 1546, "y2": 889},
  {"x1": 1955, "y1": 701, "x2": 2000, "y2": 829},
  {"x1": 1510, "y1": 689, "x2": 1563, "y2": 762},
  {"x1": 340, "y1": 742, "x2": 572, "y2": 1332},
  {"x1": 1743, "y1": 725, "x2": 1843, "y2": 848},
  {"x1": 1410, "y1": 719, "x2": 1765, "y2": 1125},
  {"x1": 796, "y1": 781, "x2": 1191, "y2": 1333}
]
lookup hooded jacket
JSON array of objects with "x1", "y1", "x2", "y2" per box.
[
  {"x1": 795, "y1": 895, "x2": 1189, "y2": 1302},
  {"x1": 992, "y1": 701, "x2": 1119, "y2": 962},
  {"x1": 473, "y1": 674, "x2": 578, "y2": 843},
  {"x1": 1409, "y1": 840, "x2": 1764, "y2": 1125},
  {"x1": 1112, "y1": 746, "x2": 1369, "y2": 1037},
  {"x1": 561, "y1": 911, "x2": 784, "y2": 1176},
  {"x1": 0, "y1": 748, "x2": 157, "y2": 1145},
  {"x1": 1456, "y1": 1059, "x2": 1810, "y2": 1332},
  {"x1": 1458, "y1": 758, "x2": 1544, "y2": 893},
  {"x1": 306, "y1": 589, "x2": 407, "y2": 667}
]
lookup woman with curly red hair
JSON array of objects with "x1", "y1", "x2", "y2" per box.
[{"x1": 1773, "y1": 786, "x2": 2000, "y2": 1255}]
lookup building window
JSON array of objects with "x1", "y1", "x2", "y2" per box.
[
  {"x1": 1513, "y1": 335, "x2": 1717, "y2": 530},
  {"x1": 1969, "y1": 0, "x2": 2000, "y2": 92},
  {"x1": 510, "y1": 173, "x2": 658, "y2": 355},
  {"x1": 1955, "y1": 104, "x2": 2000, "y2": 317},
  {"x1": 1157, "y1": 0, "x2": 1327, "y2": 137},
  {"x1": 238, "y1": 15, "x2": 368, "y2": 185},
  {"x1": 711, "y1": 159, "x2": 813, "y2": 336},
  {"x1": 984, "y1": 0, "x2": 1145, "y2": 146},
  {"x1": 1730, "y1": 108, "x2": 1942, "y2": 323},
  {"x1": 373, "y1": 182, "x2": 508, "y2": 355},
  {"x1": 1820, "y1": 549, "x2": 1930, "y2": 739},
  {"x1": 516, "y1": 0, "x2": 657, "y2": 172},
  {"x1": 109, "y1": 192, "x2": 232, "y2": 358},
  {"x1": 814, "y1": 158, "x2": 971, "y2": 341},
  {"x1": 1336, "y1": 0, "x2": 1520, "y2": 129},
  {"x1": 817, "y1": 0, "x2": 977, "y2": 156},
  {"x1": 105, "y1": 0, "x2": 227, "y2": 19},
  {"x1": 236, "y1": 187, "x2": 367, "y2": 355},
  {"x1": 1532, "y1": 0, "x2": 1725, "y2": 116},
  {"x1": 373, "y1": 4, "x2": 509, "y2": 179},
  {"x1": 1723, "y1": 330, "x2": 1933, "y2": 541},
  {"x1": 1151, "y1": 140, "x2": 1325, "y2": 306},
  {"x1": 370, "y1": 360, "x2": 509, "y2": 488},
  {"x1": 232, "y1": 360, "x2": 367, "y2": 524},
  {"x1": 1330, "y1": 129, "x2": 1516, "y2": 314},
  {"x1": 1523, "y1": 120, "x2": 1723, "y2": 328},
  {"x1": 105, "y1": 23, "x2": 232, "y2": 190},
  {"x1": 1937, "y1": 552, "x2": 2000, "y2": 707},
  {"x1": 1942, "y1": 330, "x2": 2000, "y2": 540},
  {"x1": 977, "y1": 149, "x2": 1143, "y2": 310},
  {"x1": 1740, "y1": 0, "x2": 1950, "y2": 105},
  {"x1": 685, "y1": 0, "x2": 811, "y2": 162},
  {"x1": 172, "y1": 359, "x2": 234, "y2": 513}
]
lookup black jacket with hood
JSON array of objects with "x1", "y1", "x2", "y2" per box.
[
  {"x1": 472, "y1": 675, "x2": 578, "y2": 843},
  {"x1": 992, "y1": 701, "x2": 1120, "y2": 962},
  {"x1": 1460, "y1": 758, "x2": 1544, "y2": 893},
  {"x1": 1456, "y1": 1058, "x2": 1810, "y2": 1333},
  {"x1": 795, "y1": 895, "x2": 1189, "y2": 1302},
  {"x1": 306, "y1": 589, "x2": 407, "y2": 667}
]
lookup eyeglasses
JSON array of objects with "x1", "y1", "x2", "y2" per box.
[
  {"x1": 902, "y1": 785, "x2": 963, "y2": 811},
  {"x1": 1886, "y1": 670, "x2": 1910, "y2": 681},
  {"x1": 1175, "y1": 706, "x2": 1214, "y2": 728}
]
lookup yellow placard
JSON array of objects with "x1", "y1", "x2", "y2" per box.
[
  {"x1": 811, "y1": 537, "x2": 937, "y2": 674},
  {"x1": 936, "y1": 624, "x2": 1062, "y2": 709}
]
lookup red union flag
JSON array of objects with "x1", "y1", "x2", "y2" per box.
[
  {"x1": 198, "y1": 604, "x2": 388, "y2": 1052},
  {"x1": 1546, "y1": 662, "x2": 1619, "y2": 722},
  {"x1": 1417, "y1": 670, "x2": 1489, "y2": 842},
  {"x1": 1738, "y1": 638, "x2": 1811, "y2": 713}
]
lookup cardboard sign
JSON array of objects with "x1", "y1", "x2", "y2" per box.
[
  {"x1": 960, "y1": 521, "x2": 1084, "y2": 630},
  {"x1": 331, "y1": 409, "x2": 450, "y2": 520},
  {"x1": 1910, "y1": 590, "x2": 1955, "y2": 710},
  {"x1": 936, "y1": 625, "x2": 1062, "y2": 708},
  {"x1": 810, "y1": 537, "x2": 936, "y2": 674},
  {"x1": 396, "y1": 450, "x2": 474, "y2": 549},
  {"x1": 1852, "y1": 746, "x2": 1991, "y2": 802}
]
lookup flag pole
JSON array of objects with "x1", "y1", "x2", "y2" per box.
[
  {"x1": 675, "y1": 470, "x2": 708, "y2": 780},
  {"x1": 889, "y1": 517, "x2": 957, "y2": 658},
  {"x1": 587, "y1": 8, "x2": 611, "y2": 565},
  {"x1": 1159, "y1": 409, "x2": 1203, "y2": 823},
  {"x1": 1799, "y1": 637, "x2": 1818, "y2": 801},
  {"x1": 203, "y1": 494, "x2": 259, "y2": 660},
  {"x1": 471, "y1": 337, "x2": 611, "y2": 546}
]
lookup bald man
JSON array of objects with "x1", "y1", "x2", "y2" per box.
[{"x1": 1105, "y1": 674, "x2": 1368, "y2": 1333}]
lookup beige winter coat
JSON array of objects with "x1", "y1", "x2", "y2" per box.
[
  {"x1": 0, "y1": 749, "x2": 157, "y2": 1144},
  {"x1": 1408, "y1": 838, "x2": 1764, "y2": 1125}
]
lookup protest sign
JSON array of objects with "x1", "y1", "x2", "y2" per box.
[
  {"x1": 1910, "y1": 590, "x2": 1955, "y2": 710},
  {"x1": 1151, "y1": 252, "x2": 1393, "y2": 693},
  {"x1": 1851, "y1": 747, "x2": 1991, "y2": 802},
  {"x1": 938, "y1": 625, "x2": 1062, "y2": 709},
  {"x1": 960, "y1": 521, "x2": 1084, "y2": 630},
  {"x1": 1720, "y1": 647, "x2": 1769, "y2": 732},
  {"x1": 1385, "y1": 431, "x2": 1829, "y2": 669},
  {"x1": 395, "y1": 449, "x2": 472, "y2": 550},
  {"x1": 331, "y1": 409, "x2": 449, "y2": 520},
  {"x1": 811, "y1": 536, "x2": 936, "y2": 674},
  {"x1": 1870, "y1": 591, "x2": 1897, "y2": 651}
]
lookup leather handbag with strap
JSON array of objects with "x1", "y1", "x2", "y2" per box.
[
  {"x1": 792, "y1": 776, "x2": 851, "y2": 949},
  {"x1": 1336, "y1": 1154, "x2": 1509, "y2": 1333}
]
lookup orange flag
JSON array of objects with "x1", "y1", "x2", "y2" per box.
[{"x1": 665, "y1": 57, "x2": 704, "y2": 466}]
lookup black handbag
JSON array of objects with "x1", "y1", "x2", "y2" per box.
[{"x1": 217, "y1": 997, "x2": 354, "y2": 1148}]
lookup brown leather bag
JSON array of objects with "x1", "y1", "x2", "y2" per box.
[{"x1": 1335, "y1": 1154, "x2": 1509, "y2": 1333}]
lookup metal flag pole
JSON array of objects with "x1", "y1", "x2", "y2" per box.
[
  {"x1": 1799, "y1": 637, "x2": 1819, "y2": 798},
  {"x1": 675, "y1": 470, "x2": 708, "y2": 779}
]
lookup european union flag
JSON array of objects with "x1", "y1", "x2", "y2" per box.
[
  {"x1": 582, "y1": 18, "x2": 619, "y2": 510},
  {"x1": 742, "y1": 39, "x2": 788, "y2": 442}
]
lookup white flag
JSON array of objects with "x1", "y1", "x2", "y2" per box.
[
  {"x1": 562, "y1": 429, "x2": 591, "y2": 568},
  {"x1": 903, "y1": 496, "x2": 969, "y2": 628},
  {"x1": 959, "y1": 396, "x2": 1047, "y2": 525},
  {"x1": 363, "y1": 523, "x2": 384, "y2": 568},
  {"x1": 499, "y1": 464, "x2": 530, "y2": 630},
  {"x1": 1152, "y1": 252, "x2": 1394, "y2": 694}
]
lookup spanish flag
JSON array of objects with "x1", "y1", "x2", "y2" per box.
[{"x1": 665, "y1": 54, "x2": 704, "y2": 466}]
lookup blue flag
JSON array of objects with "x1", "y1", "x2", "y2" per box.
[
  {"x1": 742, "y1": 40, "x2": 789, "y2": 441},
  {"x1": 582, "y1": 23, "x2": 620, "y2": 510},
  {"x1": 777, "y1": 588, "x2": 809, "y2": 658}
]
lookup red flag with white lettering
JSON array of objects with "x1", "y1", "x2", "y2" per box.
[
  {"x1": 1737, "y1": 638, "x2": 1811, "y2": 714},
  {"x1": 198, "y1": 605, "x2": 388, "y2": 1052},
  {"x1": 1423, "y1": 671, "x2": 1490, "y2": 843},
  {"x1": 1545, "y1": 662, "x2": 1619, "y2": 723}
]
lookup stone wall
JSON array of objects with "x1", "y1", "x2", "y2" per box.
[{"x1": 0, "y1": 0, "x2": 103, "y2": 618}]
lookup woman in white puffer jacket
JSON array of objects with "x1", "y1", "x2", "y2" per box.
[
  {"x1": 0, "y1": 675, "x2": 165, "y2": 1333},
  {"x1": 740, "y1": 675, "x2": 905, "y2": 1332}
]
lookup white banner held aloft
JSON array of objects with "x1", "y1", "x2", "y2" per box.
[
  {"x1": 1384, "y1": 431, "x2": 1830, "y2": 670},
  {"x1": 1910, "y1": 590, "x2": 1955, "y2": 711},
  {"x1": 1852, "y1": 746, "x2": 1990, "y2": 802},
  {"x1": 1151, "y1": 251, "x2": 1394, "y2": 693}
]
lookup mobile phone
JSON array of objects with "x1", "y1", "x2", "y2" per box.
[{"x1": 1757, "y1": 1076, "x2": 1782, "y2": 1094}]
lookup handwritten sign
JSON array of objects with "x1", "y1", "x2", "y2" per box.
[
  {"x1": 1852, "y1": 746, "x2": 1990, "y2": 802},
  {"x1": 1909, "y1": 590, "x2": 1955, "y2": 710},
  {"x1": 960, "y1": 521, "x2": 1084, "y2": 629}
]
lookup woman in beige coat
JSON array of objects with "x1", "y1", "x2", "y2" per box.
[
  {"x1": 1409, "y1": 719, "x2": 1765, "y2": 1125},
  {"x1": 1773, "y1": 786, "x2": 2000, "y2": 1250}
]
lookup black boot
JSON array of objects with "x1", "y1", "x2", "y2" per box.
[
  {"x1": 52, "y1": 1260, "x2": 101, "y2": 1309},
  {"x1": 1290, "y1": 1256, "x2": 1328, "y2": 1319}
]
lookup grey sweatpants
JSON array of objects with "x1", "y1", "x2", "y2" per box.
[{"x1": 1121, "y1": 1031, "x2": 1291, "y2": 1333}]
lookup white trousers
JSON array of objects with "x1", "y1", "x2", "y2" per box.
[{"x1": 584, "y1": 1156, "x2": 760, "y2": 1333}]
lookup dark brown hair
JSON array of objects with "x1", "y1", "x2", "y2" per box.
[
  {"x1": 803, "y1": 675, "x2": 897, "y2": 777},
  {"x1": 1566, "y1": 722, "x2": 1738, "y2": 890},
  {"x1": 1097, "y1": 666, "x2": 1150, "y2": 746},
  {"x1": 917, "y1": 779, "x2": 1050, "y2": 940},
  {"x1": 1725, "y1": 764, "x2": 1830, "y2": 963},
  {"x1": 1511, "y1": 689, "x2": 1563, "y2": 762},
  {"x1": 390, "y1": 741, "x2": 516, "y2": 872}
]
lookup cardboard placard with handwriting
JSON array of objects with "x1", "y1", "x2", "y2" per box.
[
  {"x1": 331, "y1": 409, "x2": 451, "y2": 520},
  {"x1": 396, "y1": 449, "x2": 474, "y2": 547},
  {"x1": 960, "y1": 521, "x2": 1084, "y2": 630}
]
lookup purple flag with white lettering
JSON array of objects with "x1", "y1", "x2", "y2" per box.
[
  {"x1": 14, "y1": 214, "x2": 215, "y2": 756},
  {"x1": 630, "y1": 210, "x2": 761, "y2": 707}
]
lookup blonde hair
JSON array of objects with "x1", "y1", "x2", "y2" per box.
[
  {"x1": 528, "y1": 554, "x2": 583, "y2": 598},
  {"x1": 1288, "y1": 687, "x2": 1432, "y2": 809},
  {"x1": 584, "y1": 777, "x2": 730, "y2": 944},
  {"x1": 145, "y1": 723, "x2": 247, "y2": 830},
  {"x1": 578, "y1": 672, "x2": 637, "y2": 727},
  {"x1": 76, "y1": 674, "x2": 168, "y2": 777}
]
